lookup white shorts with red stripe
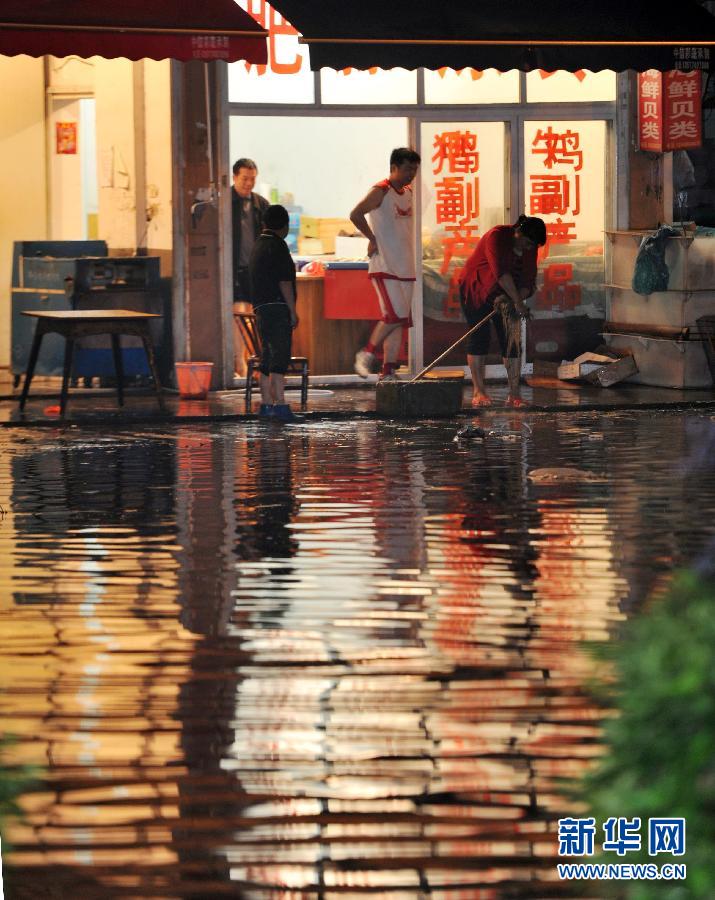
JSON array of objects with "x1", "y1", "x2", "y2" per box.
[{"x1": 370, "y1": 275, "x2": 414, "y2": 326}]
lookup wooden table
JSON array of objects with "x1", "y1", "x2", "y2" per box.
[{"x1": 19, "y1": 310, "x2": 165, "y2": 416}]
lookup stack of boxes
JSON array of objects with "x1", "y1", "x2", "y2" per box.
[{"x1": 298, "y1": 217, "x2": 356, "y2": 255}]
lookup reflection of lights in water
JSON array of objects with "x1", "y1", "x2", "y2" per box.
[
  {"x1": 1, "y1": 516, "x2": 191, "y2": 874},
  {"x1": 2, "y1": 415, "x2": 713, "y2": 896}
]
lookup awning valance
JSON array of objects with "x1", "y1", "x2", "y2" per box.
[
  {"x1": 267, "y1": 0, "x2": 715, "y2": 73},
  {"x1": 0, "y1": 0, "x2": 268, "y2": 63}
]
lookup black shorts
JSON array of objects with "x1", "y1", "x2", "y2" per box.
[
  {"x1": 459, "y1": 287, "x2": 518, "y2": 359},
  {"x1": 255, "y1": 304, "x2": 292, "y2": 375}
]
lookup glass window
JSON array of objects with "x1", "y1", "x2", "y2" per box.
[
  {"x1": 526, "y1": 70, "x2": 616, "y2": 103},
  {"x1": 421, "y1": 121, "x2": 508, "y2": 364},
  {"x1": 424, "y1": 68, "x2": 520, "y2": 105},
  {"x1": 320, "y1": 68, "x2": 417, "y2": 104},
  {"x1": 230, "y1": 114, "x2": 408, "y2": 221},
  {"x1": 524, "y1": 120, "x2": 606, "y2": 342}
]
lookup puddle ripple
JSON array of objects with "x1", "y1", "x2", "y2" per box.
[{"x1": 0, "y1": 413, "x2": 713, "y2": 898}]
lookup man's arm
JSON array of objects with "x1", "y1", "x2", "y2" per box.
[
  {"x1": 350, "y1": 185, "x2": 386, "y2": 257},
  {"x1": 496, "y1": 273, "x2": 530, "y2": 316},
  {"x1": 485, "y1": 231, "x2": 529, "y2": 315}
]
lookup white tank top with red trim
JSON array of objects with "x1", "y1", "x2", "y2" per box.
[{"x1": 367, "y1": 180, "x2": 416, "y2": 280}]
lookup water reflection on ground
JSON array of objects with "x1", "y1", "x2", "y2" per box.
[{"x1": 0, "y1": 411, "x2": 714, "y2": 898}]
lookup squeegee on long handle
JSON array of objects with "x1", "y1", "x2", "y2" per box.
[{"x1": 408, "y1": 309, "x2": 498, "y2": 383}]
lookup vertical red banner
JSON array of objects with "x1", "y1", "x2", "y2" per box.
[
  {"x1": 638, "y1": 70, "x2": 702, "y2": 152},
  {"x1": 663, "y1": 70, "x2": 702, "y2": 151},
  {"x1": 638, "y1": 70, "x2": 663, "y2": 151}
]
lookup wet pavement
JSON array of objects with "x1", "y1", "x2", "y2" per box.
[
  {"x1": 1, "y1": 375, "x2": 714, "y2": 426},
  {"x1": 0, "y1": 402, "x2": 715, "y2": 899}
]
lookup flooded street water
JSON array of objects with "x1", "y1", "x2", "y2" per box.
[{"x1": 1, "y1": 410, "x2": 714, "y2": 899}]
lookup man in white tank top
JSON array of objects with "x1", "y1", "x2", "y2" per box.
[{"x1": 349, "y1": 147, "x2": 421, "y2": 382}]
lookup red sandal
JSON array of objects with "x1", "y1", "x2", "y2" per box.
[
  {"x1": 505, "y1": 396, "x2": 528, "y2": 408},
  {"x1": 470, "y1": 395, "x2": 492, "y2": 408}
]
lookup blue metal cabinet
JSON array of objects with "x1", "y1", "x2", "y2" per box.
[
  {"x1": 11, "y1": 241, "x2": 108, "y2": 379},
  {"x1": 11, "y1": 242, "x2": 168, "y2": 385}
]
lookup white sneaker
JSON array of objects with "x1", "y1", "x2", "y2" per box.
[
  {"x1": 354, "y1": 349, "x2": 376, "y2": 378},
  {"x1": 378, "y1": 373, "x2": 399, "y2": 383}
]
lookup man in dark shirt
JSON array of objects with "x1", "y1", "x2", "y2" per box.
[
  {"x1": 232, "y1": 157, "x2": 269, "y2": 375},
  {"x1": 248, "y1": 204, "x2": 299, "y2": 422}
]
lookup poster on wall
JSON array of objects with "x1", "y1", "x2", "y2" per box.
[{"x1": 56, "y1": 122, "x2": 77, "y2": 155}]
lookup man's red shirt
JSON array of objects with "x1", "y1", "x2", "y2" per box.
[{"x1": 459, "y1": 225, "x2": 538, "y2": 309}]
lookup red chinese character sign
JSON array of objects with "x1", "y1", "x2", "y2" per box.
[
  {"x1": 524, "y1": 120, "x2": 606, "y2": 323},
  {"x1": 664, "y1": 71, "x2": 702, "y2": 150},
  {"x1": 638, "y1": 70, "x2": 702, "y2": 152},
  {"x1": 231, "y1": 0, "x2": 314, "y2": 103},
  {"x1": 638, "y1": 70, "x2": 664, "y2": 151},
  {"x1": 420, "y1": 121, "x2": 506, "y2": 362},
  {"x1": 232, "y1": 0, "x2": 417, "y2": 105}
]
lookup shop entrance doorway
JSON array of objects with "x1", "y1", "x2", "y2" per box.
[{"x1": 48, "y1": 96, "x2": 98, "y2": 240}]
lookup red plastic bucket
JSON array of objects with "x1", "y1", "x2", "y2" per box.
[{"x1": 175, "y1": 361, "x2": 213, "y2": 399}]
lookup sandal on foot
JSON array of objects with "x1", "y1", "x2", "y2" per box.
[
  {"x1": 505, "y1": 396, "x2": 528, "y2": 408},
  {"x1": 471, "y1": 395, "x2": 492, "y2": 408}
]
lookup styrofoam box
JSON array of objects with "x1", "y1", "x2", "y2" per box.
[
  {"x1": 334, "y1": 235, "x2": 369, "y2": 259},
  {"x1": 608, "y1": 288, "x2": 715, "y2": 329},
  {"x1": 605, "y1": 333, "x2": 713, "y2": 388},
  {"x1": 610, "y1": 233, "x2": 715, "y2": 291}
]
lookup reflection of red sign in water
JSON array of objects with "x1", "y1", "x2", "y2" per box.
[
  {"x1": 56, "y1": 122, "x2": 77, "y2": 155},
  {"x1": 638, "y1": 70, "x2": 702, "y2": 152}
]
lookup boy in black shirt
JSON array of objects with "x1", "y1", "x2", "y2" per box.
[{"x1": 248, "y1": 204, "x2": 299, "y2": 421}]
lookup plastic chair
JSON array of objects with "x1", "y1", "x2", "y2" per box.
[{"x1": 236, "y1": 312, "x2": 309, "y2": 412}]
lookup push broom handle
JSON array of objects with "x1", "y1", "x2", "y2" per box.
[{"x1": 409, "y1": 309, "x2": 498, "y2": 383}]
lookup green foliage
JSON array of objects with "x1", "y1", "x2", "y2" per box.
[
  {"x1": 0, "y1": 734, "x2": 39, "y2": 842},
  {"x1": 577, "y1": 572, "x2": 715, "y2": 899}
]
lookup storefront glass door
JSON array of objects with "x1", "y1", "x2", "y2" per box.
[
  {"x1": 524, "y1": 119, "x2": 607, "y2": 362},
  {"x1": 419, "y1": 120, "x2": 508, "y2": 372},
  {"x1": 418, "y1": 116, "x2": 608, "y2": 373}
]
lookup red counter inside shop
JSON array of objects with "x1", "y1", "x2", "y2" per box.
[{"x1": 293, "y1": 265, "x2": 408, "y2": 374}]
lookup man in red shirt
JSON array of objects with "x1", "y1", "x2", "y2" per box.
[{"x1": 459, "y1": 215, "x2": 546, "y2": 408}]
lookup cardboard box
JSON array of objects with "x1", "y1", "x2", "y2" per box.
[
  {"x1": 557, "y1": 361, "x2": 603, "y2": 380},
  {"x1": 572, "y1": 351, "x2": 617, "y2": 365},
  {"x1": 318, "y1": 218, "x2": 355, "y2": 254},
  {"x1": 557, "y1": 353, "x2": 638, "y2": 386},
  {"x1": 584, "y1": 354, "x2": 638, "y2": 387},
  {"x1": 299, "y1": 216, "x2": 320, "y2": 239},
  {"x1": 297, "y1": 237, "x2": 324, "y2": 255},
  {"x1": 334, "y1": 235, "x2": 369, "y2": 259}
]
